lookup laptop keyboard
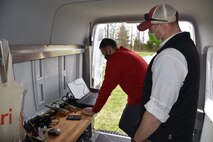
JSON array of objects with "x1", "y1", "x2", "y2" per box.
[{"x1": 80, "y1": 93, "x2": 98, "y2": 106}]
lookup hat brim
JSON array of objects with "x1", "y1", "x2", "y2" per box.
[{"x1": 137, "y1": 20, "x2": 152, "y2": 31}]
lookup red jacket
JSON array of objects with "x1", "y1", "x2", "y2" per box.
[{"x1": 92, "y1": 46, "x2": 148, "y2": 113}]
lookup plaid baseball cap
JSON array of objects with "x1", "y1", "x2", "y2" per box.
[{"x1": 137, "y1": 3, "x2": 177, "y2": 31}]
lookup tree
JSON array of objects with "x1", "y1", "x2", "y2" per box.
[
  {"x1": 144, "y1": 34, "x2": 161, "y2": 51},
  {"x1": 107, "y1": 23, "x2": 117, "y2": 39},
  {"x1": 133, "y1": 33, "x2": 143, "y2": 52},
  {"x1": 115, "y1": 23, "x2": 129, "y2": 48}
]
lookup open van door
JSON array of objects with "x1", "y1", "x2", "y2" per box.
[
  {"x1": 200, "y1": 46, "x2": 213, "y2": 142},
  {"x1": 91, "y1": 24, "x2": 106, "y2": 89},
  {"x1": 204, "y1": 46, "x2": 213, "y2": 122}
]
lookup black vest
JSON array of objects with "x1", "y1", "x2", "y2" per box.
[{"x1": 140, "y1": 32, "x2": 200, "y2": 142}]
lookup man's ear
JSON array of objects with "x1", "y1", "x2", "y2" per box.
[{"x1": 109, "y1": 47, "x2": 117, "y2": 54}]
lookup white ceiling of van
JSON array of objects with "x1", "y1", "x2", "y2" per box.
[{"x1": 55, "y1": 0, "x2": 212, "y2": 23}]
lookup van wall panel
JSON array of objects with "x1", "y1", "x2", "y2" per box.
[
  {"x1": 63, "y1": 55, "x2": 79, "y2": 96},
  {"x1": 65, "y1": 55, "x2": 78, "y2": 81},
  {"x1": 43, "y1": 57, "x2": 60, "y2": 103},
  {"x1": 12, "y1": 53, "x2": 83, "y2": 116},
  {"x1": 13, "y1": 61, "x2": 37, "y2": 117},
  {"x1": 32, "y1": 60, "x2": 46, "y2": 110}
]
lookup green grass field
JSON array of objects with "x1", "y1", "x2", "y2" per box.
[
  {"x1": 94, "y1": 51, "x2": 154, "y2": 134},
  {"x1": 94, "y1": 85, "x2": 127, "y2": 133},
  {"x1": 136, "y1": 52, "x2": 155, "y2": 57}
]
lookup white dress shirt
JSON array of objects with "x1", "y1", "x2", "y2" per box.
[{"x1": 144, "y1": 33, "x2": 188, "y2": 123}]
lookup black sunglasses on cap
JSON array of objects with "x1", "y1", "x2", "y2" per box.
[{"x1": 144, "y1": 13, "x2": 168, "y2": 22}]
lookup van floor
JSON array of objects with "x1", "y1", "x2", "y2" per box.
[{"x1": 94, "y1": 130, "x2": 131, "y2": 142}]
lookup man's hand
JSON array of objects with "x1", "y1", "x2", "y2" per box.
[{"x1": 81, "y1": 107, "x2": 95, "y2": 116}]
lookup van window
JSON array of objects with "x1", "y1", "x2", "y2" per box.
[{"x1": 91, "y1": 21, "x2": 196, "y2": 134}]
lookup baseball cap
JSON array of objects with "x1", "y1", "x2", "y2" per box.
[{"x1": 137, "y1": 3, "x2": 177, "y2": 31}]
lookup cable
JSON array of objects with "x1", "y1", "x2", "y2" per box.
[
  {"x1": 48, "y1": 116, "x2": 60, "y2": 128},
  {"x1": 62, "y1": 92, "x2": 75, "y2": 101},
  {"x1": 61, "y1": 100, "x2": 82, "y2": 111}
]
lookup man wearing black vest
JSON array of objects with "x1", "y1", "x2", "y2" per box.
[{"x1": 133, "y1": 3, "x2": 200, "y2": 142}]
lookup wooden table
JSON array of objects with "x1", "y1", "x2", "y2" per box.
[
  {"x1": 26, "y1": 110, "x2": 94, "y2": 142},
  {"x1": 47, "y1": 111, "x2": 94, "y2": 142}
]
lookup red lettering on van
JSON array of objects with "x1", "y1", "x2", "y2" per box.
[{"x1": 1, "y1": 108, "x2": 12, "y2": 125}]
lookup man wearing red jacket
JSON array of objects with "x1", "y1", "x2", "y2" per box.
[{"x1": 83, "y1": 38, "x2": 148, "y2": 138}]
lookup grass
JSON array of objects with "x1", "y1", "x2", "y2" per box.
[
  {"x1": 94, "y1": 51, "x2": 155, "y2": 134},
  {"x1": 94, "y1": 85, "x2": 127, "y2": 134},
  {"x1": 136, "y1": 51, "x2": 155, "y2": 57}
]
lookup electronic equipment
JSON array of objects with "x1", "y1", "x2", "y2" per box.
[
  {"x1": 24, "y1": 115, "x2": 52, "y2": 134},
  {"x1": 67, "y1": 77, "x2": 98, "y2": 107},
  {"x1": 48, "y1": 128, "x2": 61, "y2": 136},
  {"x1": 66, "y1": 115, "x2": 82, "y2": 120},
  {"x1": 45, "y1": 105, "x2": 69, "y2": 116}
]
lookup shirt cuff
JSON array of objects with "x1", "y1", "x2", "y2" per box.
[{"x1": 144, "y1": 98, "x2": 170, "y2": 123}]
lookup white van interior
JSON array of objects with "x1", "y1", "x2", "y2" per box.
[{"x1": 0, "y1": 0, "x2": 213, "y2": 141}]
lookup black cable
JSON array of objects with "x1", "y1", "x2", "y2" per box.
[{"x1": 48, "y1": 116, "x2": 60, "y2": 128}]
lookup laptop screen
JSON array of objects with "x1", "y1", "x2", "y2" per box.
[{"x1": 67, "y1": 77, "x2": 90, "y2": 99}]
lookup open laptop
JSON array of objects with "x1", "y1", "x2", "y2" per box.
[{"x1": 67, "y1": 77, "x2": 98, "y2": 107}]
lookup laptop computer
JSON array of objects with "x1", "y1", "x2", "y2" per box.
[{"x1": 67, "y1": 77, "x2": 98, "y2": 107}]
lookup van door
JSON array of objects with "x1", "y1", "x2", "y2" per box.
[{"x1": 91, "y1": 24, "x2": 106, "y2": 89}]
